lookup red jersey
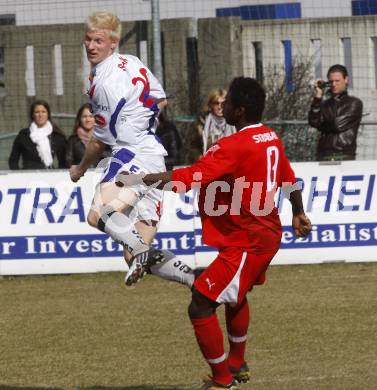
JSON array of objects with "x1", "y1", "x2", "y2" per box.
[{"x1": 171, "y1": 124, "x2": 296, "y2": 253}]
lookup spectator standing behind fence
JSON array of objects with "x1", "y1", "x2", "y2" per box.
[
  {"x1": 8, "y1": 100, "x2": 67, "y2": 169},
  {"x1": 308, "y1": 64, "x2": 363, "y2": 161},
  {"x1": 189, "y1": 88, "x2": 236, "y2": 162},
  {"x1": 198, "y1": 88, "x2": 236, "y2": 154},
  {"x1": 155, "y1": 111, "x2": 182, "y2": 170},
  {"x1": 66, "y1": 103, "x2": 110, "y2": 167}
]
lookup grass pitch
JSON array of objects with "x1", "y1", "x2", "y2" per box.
[{"x1": 0, "y1": 262, "x2": 376, "y2": 390}]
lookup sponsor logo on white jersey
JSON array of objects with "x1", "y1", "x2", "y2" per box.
[
  {"x1": 94, "y1": 103, "x2": 110, "y2": 112},
  {"x1": 94, "y1": 114, "x2": 106, "y2": 127}
]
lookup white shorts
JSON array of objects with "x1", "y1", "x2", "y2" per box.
[{"x1": 100, "y1": 148, "x2": 166, "y2": 222}]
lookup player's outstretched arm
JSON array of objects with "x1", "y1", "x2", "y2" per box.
[
  {"x1": 143, "y1": 171, "x2": 172, "y2": 188},
  {"x1": 115, "y1": 171, "x2": 172, "y2": 190},
  {"x1": 69, "y1": 137, "x2": 106, "y2": 182}
]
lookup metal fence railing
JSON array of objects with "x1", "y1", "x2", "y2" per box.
[{"x1": 1, "y1": 120, "x2": 376, "y2": 170}]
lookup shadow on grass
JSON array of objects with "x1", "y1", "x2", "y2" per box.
[{"x1": 0, "y1": 387, "x2": 63, "y2": 390}]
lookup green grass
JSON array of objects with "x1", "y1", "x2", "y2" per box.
[{"x1": 0, "y1": 262, "x2": 376, "y2": 390}]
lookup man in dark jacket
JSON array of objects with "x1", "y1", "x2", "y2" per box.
[{"x1": 308, "y1": 64, "x2": 363, "y2": 161}]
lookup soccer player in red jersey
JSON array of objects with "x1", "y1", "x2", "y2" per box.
[{"x1": 118, "y1": 77, "x2": 312, "y2": 389}]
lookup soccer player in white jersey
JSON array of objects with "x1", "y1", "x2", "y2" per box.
[{"x1": 69, "y1": 11, "x2": 179, "y2": 285}]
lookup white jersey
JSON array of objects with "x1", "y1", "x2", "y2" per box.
[{"x1": 88, "y1": 53, "x2": 167, "y2": 156}]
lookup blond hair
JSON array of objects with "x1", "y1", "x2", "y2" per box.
[
  {"x1": 86, "y1": 11, "x2": 121, "y2": 41},
  {"x1": 203, "y1": 88, "x2": 227, "y2": 113}
]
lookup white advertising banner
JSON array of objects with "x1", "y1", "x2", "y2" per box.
[{"x1": 0, "y1": 160, "x2": 376, "y2": 275}]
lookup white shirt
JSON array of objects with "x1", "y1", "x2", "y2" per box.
[{"x1": 89, "y1": 53, "x2": 167, "y2": 156}]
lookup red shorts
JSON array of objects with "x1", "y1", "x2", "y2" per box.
[{"x1": 194, "y1": 247, "x2": 278, "y2": 305}]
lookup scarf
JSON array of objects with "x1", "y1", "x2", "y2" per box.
[
  {"x1": 76, "y1": 126, "x2": 92, "y2": 146},
  {"x1": 202, "y1": 113, "x2": 235, "y2": 153},
  {"x1": 29, "y1": 120, "x2": 53, "y2": 168}
]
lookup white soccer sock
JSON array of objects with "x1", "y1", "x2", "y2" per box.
[
  {"x1": 149, "y1": 250, "x2": 195, "y2": 288},
  {"x1": 102, "y1": 211, "x2": 149, "y2": 256}
]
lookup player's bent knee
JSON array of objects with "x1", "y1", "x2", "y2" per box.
[{"x1": 188, "y1": 289, "x2": 217, "y2": 319}]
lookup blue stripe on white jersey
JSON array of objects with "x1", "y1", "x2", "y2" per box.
[
  {"x1": 109, "y1": 98, "x2": 127, "y2": 139},
  {"x1": 101, "y1": 148, "x2": 135, "y2": 183}
]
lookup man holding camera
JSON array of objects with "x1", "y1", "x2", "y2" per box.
[{"x1": 308, "y1": 64, "x2": 363, "y2": 161}]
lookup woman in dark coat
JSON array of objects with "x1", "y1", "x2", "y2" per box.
[
  {"x1": 66, "y1": 103, "x2": 110, "y2": 167},
  {"x1": 8, "y1": 100, "x2": 67, "y2": 169},
  {"x1": 66, "y1": 103, "x2": 95, "y2": 167}
]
